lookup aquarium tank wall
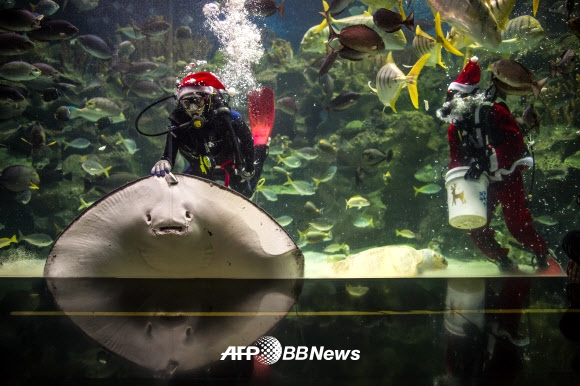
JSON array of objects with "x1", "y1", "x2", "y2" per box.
[{"x1": 1, "y1": 0, "x2": 580, "y2": 384}]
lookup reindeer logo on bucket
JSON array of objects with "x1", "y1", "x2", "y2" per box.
[{"x1": 450, "y1": 183, "x2": 466, "y2": 205}]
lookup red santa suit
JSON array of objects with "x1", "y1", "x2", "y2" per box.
[{"x1": 445, "y1": 57, "x2": 548, "y2": 264}]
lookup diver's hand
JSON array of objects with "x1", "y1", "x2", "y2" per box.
[
  {"x1": 464, "y1": 159, "x2": 490, "y2": 180},
  {"x1": 151, "y1": 160, "x2": 172, "y2": 177},
  {"x1": 240, "y1": 170, "x2": 255, "y2": 182}
]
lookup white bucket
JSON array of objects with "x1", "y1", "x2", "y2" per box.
[
  {"x1": 444, "y1": 279, "x2": 485, "y2": 337},
  {"x1": 445, "y1": 166, "x2": 489, "y2": 229}
]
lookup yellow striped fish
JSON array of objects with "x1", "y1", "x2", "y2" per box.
[
  {"x1": 483, "y1": 0, "x2": 516, "y2": 29},
  {"x1": 368, "y1": 52, "x2": 431, "y2": 113},
  {"x1": 473, "y1": 15, "x2": 544, "y2": 56},
  {"x1": 413, "y1": 13, "x2": 463, "y2": 68}
]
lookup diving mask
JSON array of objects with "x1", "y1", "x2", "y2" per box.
[{"x1": 180, "y1": 93, "x2": 207, "y2": 126}]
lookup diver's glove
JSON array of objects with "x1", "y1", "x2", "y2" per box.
[
  {"x1": 240, "y1": 170, "x2": 255, "y2": 183},
  {"x1": 464, "y1": 157, "x2": 490, "y2": 180},
  {"x1": 151, "y1": 159, "x2": 172, "y2": 177}
]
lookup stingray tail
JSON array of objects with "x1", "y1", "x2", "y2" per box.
[{"x1": 248, "y1": 87, "x2": 275, "y2": 146}]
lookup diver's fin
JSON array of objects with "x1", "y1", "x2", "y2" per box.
[{"x1": 248, "y1": 87, "x2": 275, "y2": 146}]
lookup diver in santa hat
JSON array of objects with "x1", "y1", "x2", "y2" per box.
[
  {"x1": 151, "y1": 72, "x2": 270, "y2": 198},
  {"x1": 437, "y1": 56, "x2": 562, "y2": 275}
]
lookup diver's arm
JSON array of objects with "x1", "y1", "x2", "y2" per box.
[
  {"x1": 230, "y1": 110, "x2": 256, "y2": 174},
  {"x1": 448, "y1": 123, "x2": 468, "y2": 169}
]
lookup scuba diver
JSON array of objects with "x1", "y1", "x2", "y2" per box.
[
  {"x1": 436, "y1": 56, "x2": 563, "y2": 275},
  {"x1": 150, "y1": 72, "x2": 271, "y2": 198}
]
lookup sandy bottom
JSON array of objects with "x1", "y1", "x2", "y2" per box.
[{"x1": 303, "y1": 251, "x2": 561, "y2": 278}]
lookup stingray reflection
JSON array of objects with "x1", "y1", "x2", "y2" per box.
[{"x1": 44, "y1": 175, "x2": 303, "y2": 375}]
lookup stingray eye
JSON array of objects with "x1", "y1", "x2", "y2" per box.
[
  {"x1": 146, "y1": 214, "x2": 152, "y2": 223},
  {"x1": 185, "y1": 211, "x2": 191, "y2": 219}
]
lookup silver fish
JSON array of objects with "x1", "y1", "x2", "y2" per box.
[
  {"x1": 425, "y1": 0, "x2": 501, "y2": 48},
  {"x1": 490, "y1": 59, "x2": 547, "y2": 99},
  {"x1": 550, "y1": 49, "x2": 576, "y2": 77},
  {"x1": 515, "y1": 104, "x2": 541, "y2": 135}
]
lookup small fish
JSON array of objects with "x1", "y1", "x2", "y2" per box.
[
  {"x1": 346, "y1": 195, "x2": 370, "y2": 209},
  {"x1": 534, "y1": 215, "x2": 558, "y2": 226},
  {"x1": 64, "y1": 138, "x2": 91, "y2": 150},
  {"x1": 275, "y1": 215, "x2": 293, "y2": 226},
  {"x1": 297, "y1": 229, "x2": 332, "y2": 244},
  {"x1": 41, "y1": 87, "x2": 61, "y2": 102},
  {"x1": 354, "y1": 216, "x2": 374, "y2": 228},
  {"x1": 27, "y1": 19, "x2": 78, "y2": 41},
  {"x1": 361, "y1": 148, "x2": 393, "y2": 166},
  {"x1": 0, "y1": 165, "x2": 40, "y2": 192},
  {"x1": 317, "y1": 139, "x2": 336, "y2": 152},
  {"x1": 18, "y1": 230, "x2": 53, "y2": 247},
  {"x1": 414, "y1": 164, "x2": 441, "y2": 183},
  {"x1": 276, "y1": 96, "x2": 298, "y2": 115},
  {"x1": 277, "y1": 154, "x2": 302, "y2": 169},
  {"x1": 318, "y1": 49, "x2": 339, "y2": 77},
  {"x1": 244, "y1": 0, "x2": 285, "y2": 18},
  {"x1": 283, "y1": 175, "x2": 316, "y2": 195},
  {"x1": 323, "y1": 0, "x2": 356, "y2": 17},
  {"x1": 74, "y1": 34, "x2": 114, "y2": 60},
  {"x1": 414, "y1": 183, "x2": 442, "y2": 196},
  {"x1": 54, "y1": 106, "x2": 71, "y2": 121},
  {"x1": 549, "y1": 1, "x2": 567, "y2": 14},
  {"x1": 325, "y1": 91, "x2": 361, "y2": 112},
  {"x1": 324, "y1": 243, "x2": 350, "y2": 255},
  {"x1": 355, "y1": 166, "x2": 366, "y2": 186},
  {"x1": 81, "y1": 159, "x2": 112, "y2": 178},
  {"x1": 412, "y1": 12, "x2": 463, "y2": 70},
  {"x1": 0, "y1": 61, "x2": 41, "y2": 81},
  {"x1": 327, "y1": 20, "x2": 385, "y2": 53},
  {"x1": 293, "y1": 147, "x2": 318, "y2": 160},
  {"x1": 115, "y1": 133, "x2": 139, "y2": 154},
  {"x1": 0, "y1": 7, "x2": 43, "y2": 31},
  {"x1": 368, "y1": 52, "x2": 431, "y2": 112},
  {"x1": 0, "y1": 32, "x2": 36, "y2": 55},
  {"x1": 95, "y1": 116, "x2": 114, "y2": 130},
  {"x1": 30, "y1": 0, "x2": 60, "y2": 15},
  {"x1": 515, "y1": 104, "x2": 541, "y2": 136},
  {"x1": 373, "y1": 9, "x2": 414, "y2": 33},
  {"x1": 0, "y1": 223, "x2": 4, "y2": 231},
  {"x1": 272, "y1": 166, "x2": 291, "y2": 177},
  {"x1": 0, "y1": 234, "x2": 17, "y2": 249},
  {"x1": 133, "y1": 17, "x2": 171, "y2": 37},
  {"x1": 396, "y1": 229, "x2": 418, "y2": 238},
  {"x1": 312, "y1": 165, "x2": 337, "y2": 187},
  {"x1": 490, "y1": 59, "x2": 548, "y2": 99},
  {"x1": 257, "y1": 187, "x2": 278, "y2": 201},
  {"x1": 382, "y1": 171, "x2": 392, "y2": 186},
  {"x1": 549, "y1": 49, "x2": 576, "y2": 77},
  {"x1": 308, "y1": 218, "x2": 334, "y2": 231},
  {"x1": 304, "y1": 201, "x2": 323, "y2": 214}
]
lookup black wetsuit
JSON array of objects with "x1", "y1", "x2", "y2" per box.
[{"x1": 160, "y1": 104, "x2": 267, "y2": 197}]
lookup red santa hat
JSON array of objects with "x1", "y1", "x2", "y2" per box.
[
  {"x1": 448, "y1": 56, "x2": 481, "y2": 93},
  {"x1": 176, "y1": 72, "x2": 226, "y2": 100}
]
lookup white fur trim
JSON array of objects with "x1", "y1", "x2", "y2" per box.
[
  {"x1": 177, "y1": 86, "x2": 213, "y2": 100},
  {"x1": 488, "y1": 157, "x2": 534, "y2": 182},
  {"x1": 448, "y1": 82, "x2": 479, "y2": 93}
]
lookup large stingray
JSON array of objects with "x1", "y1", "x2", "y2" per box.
[{"x1": 44, "y1": 174, "x2": 304, "y2": 374}]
